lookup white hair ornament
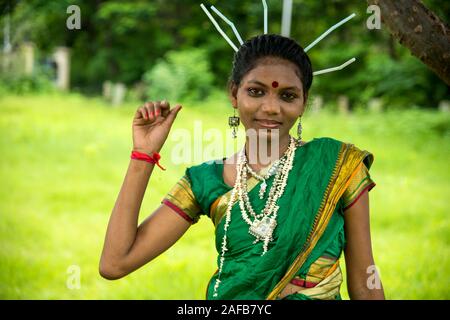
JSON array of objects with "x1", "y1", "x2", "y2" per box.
[{"x1": 200, "y1": 1, "x2": 357, "y2": 76}]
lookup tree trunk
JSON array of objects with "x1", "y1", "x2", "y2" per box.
[{"x1": 367, "y1": 0, "x2": 450, "y2": 85}]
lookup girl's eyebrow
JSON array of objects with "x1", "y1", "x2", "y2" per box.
[
  {"x1": 247, "y1": 80, "x2": 268, "y2": 87},
  {"x1": 247, "y1": 80, "x2": 301, "y2": 92}
]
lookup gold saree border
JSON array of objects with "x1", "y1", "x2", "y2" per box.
[
  {"x1": 266, "y1": 142, "x2": 371, "y2": 300},
  {"x1": 294, "y1": 263, "x2": 343, "y2": 300}
]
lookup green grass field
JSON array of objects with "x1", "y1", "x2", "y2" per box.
[{"x1": 0, "y1": 93, "x2": 449, "y2": 299}]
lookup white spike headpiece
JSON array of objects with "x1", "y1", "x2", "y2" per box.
[{"x1": 200, "y1": 1, "x2": 357, "y2": 76}]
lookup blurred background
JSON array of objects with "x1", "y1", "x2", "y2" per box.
[{"x1": 0, "y1": 0, "x2": 449, "y2": 299}]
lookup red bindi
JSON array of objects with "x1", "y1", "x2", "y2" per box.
[{"x1": 272, "y1": 81, "x2": 279, "y2": 88}]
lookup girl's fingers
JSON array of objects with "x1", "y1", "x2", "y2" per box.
[
  {"x1": 140, "y1": 107, "x2": 147, "y2": 120},
  {"x1": 137, "y1": 106, "x2": 148, "y2": 120},
  {"x1": 160, "y1": 100, "x2": 170, "y2": 117},
  {"x1": 144, "y1": 102, "x2": 155, "y2": 121},
  {"x1": 154, "y1": 101, "x2": 162, "y2": 118},
  {"x1": 136, "y1": 101, "x2": 174, "y2": 122},
  {"x1": 135, "y1": 107, "x2": 143, "y2": 119}
]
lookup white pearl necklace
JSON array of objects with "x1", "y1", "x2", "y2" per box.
[
  {"x1": 246, "y1": 158, "x2": 283, "y2": 199},
  {"x1": 212, "y1": 136, "x2": 300, "y2": 298}
]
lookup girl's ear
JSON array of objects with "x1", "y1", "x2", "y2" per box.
[
  {"x1": 302, "y1": 92, "x2": 311, "y2": 116},
  {"x1": 228, "y1": 82, "x2": 238, "y2": 108}
]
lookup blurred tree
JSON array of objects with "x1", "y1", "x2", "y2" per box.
[
  {"x1": 367, "y1": 0, "x2": 450, "y2": 85},
  {"x1": 142, "y1": 48, "x2": 214, "y2": 102}
]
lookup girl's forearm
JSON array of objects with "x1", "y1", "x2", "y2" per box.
[
  {"x1": 100, "y1": 159, "x2": 154, "y2": 270},
  {"x1": 349, "y1": 282, "x2": 385, "y2": 300}
]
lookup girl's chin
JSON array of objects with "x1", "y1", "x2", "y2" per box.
[{"x1": 246, "y1": 128, "x2": 284, "y2": 141}]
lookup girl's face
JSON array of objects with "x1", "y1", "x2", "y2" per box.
[{"x1": 229, "y1": 57, "x2": 307, "y2": 142}]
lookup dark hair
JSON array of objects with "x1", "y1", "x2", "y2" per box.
[{"x1": 228, "y1": 34, "x2": 313, "y2": 102}]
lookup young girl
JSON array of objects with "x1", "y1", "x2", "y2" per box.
[{"x1": 99, "y1": 34, "x2": 385, "y2": 300}]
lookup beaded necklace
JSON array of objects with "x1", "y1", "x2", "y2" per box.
[
  {"x1": 245, "y1": 157, "x2": 282, "y2": 199},
  {"x1": 212, "y1": 136, "x2": 300, "y2": 297}
]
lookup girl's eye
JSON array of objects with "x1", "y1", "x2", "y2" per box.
[
  {"x1": 282, "y1": 92, "x2": 298, "y2": 101},
  {"x1": 248, "y1": 88, "x2": 263, "y2": 96}
]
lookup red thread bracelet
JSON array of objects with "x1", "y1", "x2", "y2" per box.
[{"x1": 131, "y1": 150, "x2": 166, "y2": 170}]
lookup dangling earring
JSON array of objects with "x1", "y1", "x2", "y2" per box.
[
  {"x1": 297, "y1": 116, "x2": 303, "y2": 140},
  {"x1": 229, "y1": 107, "x2": 240, "y2": 139}
]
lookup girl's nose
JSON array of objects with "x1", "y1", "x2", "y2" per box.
[{"x1": 260, "y1": 95, "x2": 281, "y2": 114}]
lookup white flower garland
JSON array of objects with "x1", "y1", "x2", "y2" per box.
[{"x1": 212, "y1": 136, "x2": 300, "y2": 298}]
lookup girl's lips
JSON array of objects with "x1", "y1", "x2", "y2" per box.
[{"x1": 254, "y1": 119, "x2": 282, "y2": 128}]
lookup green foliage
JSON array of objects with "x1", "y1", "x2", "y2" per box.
[
  {"x1": 1, "y1": 0, "x2": 449, "y2": 106},
  {"x1": 142, "y1": 48, "x2": 214, "y2": 103},
  {"x1": 0, "y1": 65, "x2": 56, "y2": 95},
  {"x1": 364, "y1": 54, "x2": 430, "y2": 109}
]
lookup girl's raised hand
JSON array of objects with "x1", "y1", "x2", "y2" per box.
[{"x1": 132, "y1": 100, "x2": 182, "y2": 154}]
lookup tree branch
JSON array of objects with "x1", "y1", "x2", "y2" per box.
[{"x1": 367, "y1": 0, "x2": 450, "y2": 85}]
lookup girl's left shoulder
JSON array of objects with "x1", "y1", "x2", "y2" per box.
[{"x1": 314, "y1": 137, "x2": 375, "y2": 169}]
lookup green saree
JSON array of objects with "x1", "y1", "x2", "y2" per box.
[{"x1": 168, "y1": 137, "x2": 375, "y2": 300}]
